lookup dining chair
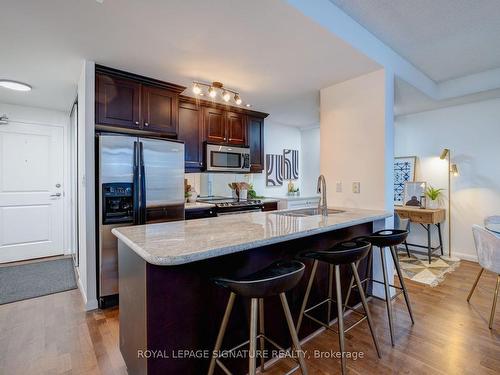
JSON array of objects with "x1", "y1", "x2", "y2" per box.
[{"x1": 467, "y1": 225, "x2": 500, "y2": 329}]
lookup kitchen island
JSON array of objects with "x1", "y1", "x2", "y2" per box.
[{"x1": 112, "y1": 207, "x2": 390, "y2": 375}]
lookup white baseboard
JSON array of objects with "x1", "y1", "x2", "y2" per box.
[
  {"x1": 75, "y1": 267, "x2": 99, "y2": 311},
  {"x1": 453, "y1": 251, "x2": 478, "y2": 262}
]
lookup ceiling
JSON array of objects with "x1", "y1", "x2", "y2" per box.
[
  {"x1": 329, "y1": 0, "x2": 500, "y2": 82},
  {"x1": 395, "y1": 78, "x2": 500, "y2": 117},
  {"x1": 0, "y1": 0, "x2": 379, "y2": 127}
]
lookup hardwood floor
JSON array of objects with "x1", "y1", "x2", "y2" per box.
[{"x1": 0, "y1": 261, "x2": 499, "y2": 374}]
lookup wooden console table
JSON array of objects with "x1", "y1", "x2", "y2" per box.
[{"x1": 395, "y1": 207, "x2": 446, "y2": 263}]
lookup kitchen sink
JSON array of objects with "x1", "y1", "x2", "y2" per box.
[{"x1": 272, "y1": 208, "x2": 345, "y2": 217}]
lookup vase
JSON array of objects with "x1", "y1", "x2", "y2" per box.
[
  {"x1": 239, "y1": 189, "x2": 248, "y2": 201},
  {"x1": 427, "y1": 199, "x2": 439, "y2": 209}
]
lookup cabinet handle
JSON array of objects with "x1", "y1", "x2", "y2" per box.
[{"x1": 144, "y1": 122, "x2": 149, "y2": 127}]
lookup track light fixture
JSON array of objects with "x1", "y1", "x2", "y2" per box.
[{"x1": 191, "y1": 81, "x2": 248, "y2": 107}]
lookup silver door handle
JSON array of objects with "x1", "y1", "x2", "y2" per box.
[{"x1": 50, "y1": 193, "x2": 61, "y2": 197}]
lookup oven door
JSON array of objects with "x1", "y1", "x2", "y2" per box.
[{"x1": 206, "y1": 143, "x2": 250, "y2": 172}]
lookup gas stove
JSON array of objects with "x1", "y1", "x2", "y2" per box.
[{"x1": 197, "y1": 196, "x2": 263, "y2": 215}]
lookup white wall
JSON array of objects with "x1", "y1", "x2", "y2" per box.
[
  {"x1": 0, "y1": 102, "x2": 73, "y2": 254},
  {"x1": 395, "y1": 98, "x2": 500, "y2": 261},
  {"x1": 320, "y1": 69, "x2": 395, "y2": 297},
  {"x1": 252, "y1": 120, "x2": 303, "y2": 197},
  {"x1": 188, "y1": 121, "x2": 305, "y2": 198},
  {"x1": 76, "y1": 60, "x2": 97, "y2": 310},
  {"x1": 300, "y1": 127, "x2": 320, "y2": 196},
  {"x1": 320, "y1": 69, "x2": 394, "y2": 212}
]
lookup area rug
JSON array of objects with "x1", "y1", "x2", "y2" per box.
[
  {"x1": 0, "y1": 257, "x2": 77, "y2": 305},
  {"x1": 397, "y1": 250, "x2": 460, "y2": 287}
]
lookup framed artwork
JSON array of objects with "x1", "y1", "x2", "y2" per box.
[
  {"x1": 283, "y1": 149, "x2": 299, "y2": 180},
  {"x1": 266, "y1": 154, "x2": 283, "y2": 186},
  {"x1": 394, "y1": 156, "x2": 416, "y2": 205},
  {"x1": 403, "y1": 181, "x2": 426, "y2": 207}
]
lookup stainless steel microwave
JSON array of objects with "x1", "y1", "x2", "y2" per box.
[{"x1": 205, "y1": 143, "x2": 250, "y2": 172}]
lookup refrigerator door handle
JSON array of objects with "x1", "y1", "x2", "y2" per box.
[
  {"x1": 139, "y1": 141, "x2": 147, "y2": 224},
  {"x1": 133, "y1": 141, "x2": 140, "y2": 225}
]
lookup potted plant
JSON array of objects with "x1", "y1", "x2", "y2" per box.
[{"x1": 425, "y1": 186, "x2": 444, "y2": 209}]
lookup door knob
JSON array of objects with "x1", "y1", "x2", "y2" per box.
[{"x1": 50, "y1": 193, "x2": 62, "y2": 197}]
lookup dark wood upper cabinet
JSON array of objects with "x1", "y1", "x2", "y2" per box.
[
  {"x1": 226, "y1": 111, "x2": 246, "y2": 145},
  {"x1": 203, "y1": 107, "x2": 226, "y2": 143},
  {"x1": 142, "y1": 85, "x2": 178, "y2": 135},
  {"x1": 178, "y1": 100, "x2": 203, "y2": 171},
  {"x1": 96, "y1": 73, "x2": 141, "y2": 129},
  {"x1": 248, "y1": 116, "x2": 265, "y2": 172}
]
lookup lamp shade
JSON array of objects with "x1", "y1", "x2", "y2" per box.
[
  {"x1": 440, "y1": 148, "x2": 450, "y2": 160},
  {"x1": 451, "y1": 164, "x2": 459, "y2": 176}
]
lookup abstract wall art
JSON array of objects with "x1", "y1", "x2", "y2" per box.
[
  {"x1": 394, "y1": 156, "x2": 416, "y2": 205},
  {"x1": 266, "y1": 154, "x2": 284, "y2": 186},
  {"x1": 283, "y1": 149, "x2": 299, "y2": 180}
]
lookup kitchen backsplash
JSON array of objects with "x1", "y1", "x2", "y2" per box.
[{"x1": 185, "y1": 173, "x2": 252, "y2": 197}]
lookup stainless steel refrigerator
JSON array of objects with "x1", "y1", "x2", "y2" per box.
[{"x1": 96, "y1": 133, "x2": 184, "y2": 307}]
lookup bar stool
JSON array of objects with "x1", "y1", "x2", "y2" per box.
[
  {"x1": 296, "y1": 240, "x2": 381, "y2": 375},
  {"x1": 208, "y1": 260, "x2": 308, "y2": 375},
  {"x1": 343, "y1": 229, "x2": 415, "y2": 346}
]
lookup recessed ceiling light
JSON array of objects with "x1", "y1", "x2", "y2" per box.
[{"x1": 0, "y1": 80, "x2": 32, "y2": 92}]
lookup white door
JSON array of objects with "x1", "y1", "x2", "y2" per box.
[{"x1": 0, "y1": 121, "x2": 64, "y2": 263}]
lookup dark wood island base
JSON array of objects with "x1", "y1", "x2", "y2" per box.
[{"x1": 118, "y1": 222, "x2": 376, "y2": 375}]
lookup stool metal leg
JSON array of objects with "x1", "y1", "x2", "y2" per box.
[
  {"x1": 249, "y1": 298, "x2": 258, "y2": 375},
  {"x1": 334, "y1": 265, "x2": 347, "y2": 375},
  {"x1": 258, "y1": 298, "x2": 265, "y2": 372},
  {"x1": 327, "y1": 264, "x2": 334, "y2": 323},
  {"x1": 343, "y1": 260, "x2": 359, "y2": 314},
  {"x1": 390, "y1": 246, "x2": 415, "y2": 324},
  {"x1": 351, "y1": 263, "x2": 381, "y2": 358},
  {"x1": 297, "y1": 259, "x2": 318, "y2": 334},
  {"x1": 280, "y1": 293, "x2": 308, "y2": 375},
  {"x1": 380, "y1": 247, "x2": 395, "y2": 346},
  {"x1": 467, "y1": 267, "x2": 484, "y2": 302},
  {"x1": 208, "y1": 292, "x2": 236, "y2": 375},
  {"x1": 343, "y1": 246, "x2": 373, "y2": 313}
]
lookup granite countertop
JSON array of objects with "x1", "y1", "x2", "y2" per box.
[
  {"x1": 112, "y1": 207, "x2": 391, "y2": 266},
  {"x1": 185, "y1": 202, "x2": 215, "y2": 210}
]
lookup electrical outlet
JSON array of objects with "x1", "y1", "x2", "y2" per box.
[
  {"x1": 336, "y1": 181, "x2": 342, "y2": 193},
  {"x1": 352, "y1": 182, "x2": 360, "y2": 194}
]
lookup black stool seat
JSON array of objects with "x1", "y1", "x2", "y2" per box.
[
  {"x1": 302, "y1": 240, "x2": 371, "y2": 265},
  {"x1": 213, "y1": 260, "x2": 305, "y2": 298},
  {"x1": 367, "y1": 229, "x2": 408, "y2": 247}
]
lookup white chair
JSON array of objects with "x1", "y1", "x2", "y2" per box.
[{"x1": 467, "y1": 225, "x2": 500, "y2": 329}]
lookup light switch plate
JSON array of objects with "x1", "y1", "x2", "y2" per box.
[
  {"x1": 336, "y1": 182, "x2": 342, "y2": 193},
  {"x1": 352, "y1": 182, "x2": 360, "y2": 194}
]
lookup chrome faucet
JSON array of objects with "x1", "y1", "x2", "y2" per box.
[{"x1": 317, "y1": 175, "x2": 327, "y2": 215}]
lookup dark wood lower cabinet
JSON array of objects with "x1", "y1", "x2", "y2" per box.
[{"x1": 262, "y1": 201, "x2": 278, "y2": 212}]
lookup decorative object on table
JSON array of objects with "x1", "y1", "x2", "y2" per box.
[
  {"x1": 227, "y1": 182, "x2": 250, "y2": 201},
  {"x1": 184, "y1": 179, "x2": 193, "y2": 203},
  {"x1": 467, "y1": 225, "x2": 500, "y2": 329},
  {"x1": 188, "y1": 188, "x2": 198, "y2": 203},
  {"x1": 394, "y1": 156, "x2": 416, "y2": 205},
  {"x1": 283, "y1": 149, "x2": 299, "y2": 180},
  {"x1": 247, "y1": 184, "x2": 265, "y2": 200},
  {"x1": 287, "y1": 181, "x2": 300, "y2": 196},
  {"x1": 439, "y1": 148, "x2": 460, "y2": 261},
  {"x1": 396, "y1": 250, "x2": 460, "y2": 287},
  {"x1": 403, "y1": 181, "x2": 426, "y2": 207},
  {"x1": 425, "y1": 185, "x2": 444, "y2": 209},
  {"x1": 266, "y1": 154, "x2": 283, "y2": 186}
]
